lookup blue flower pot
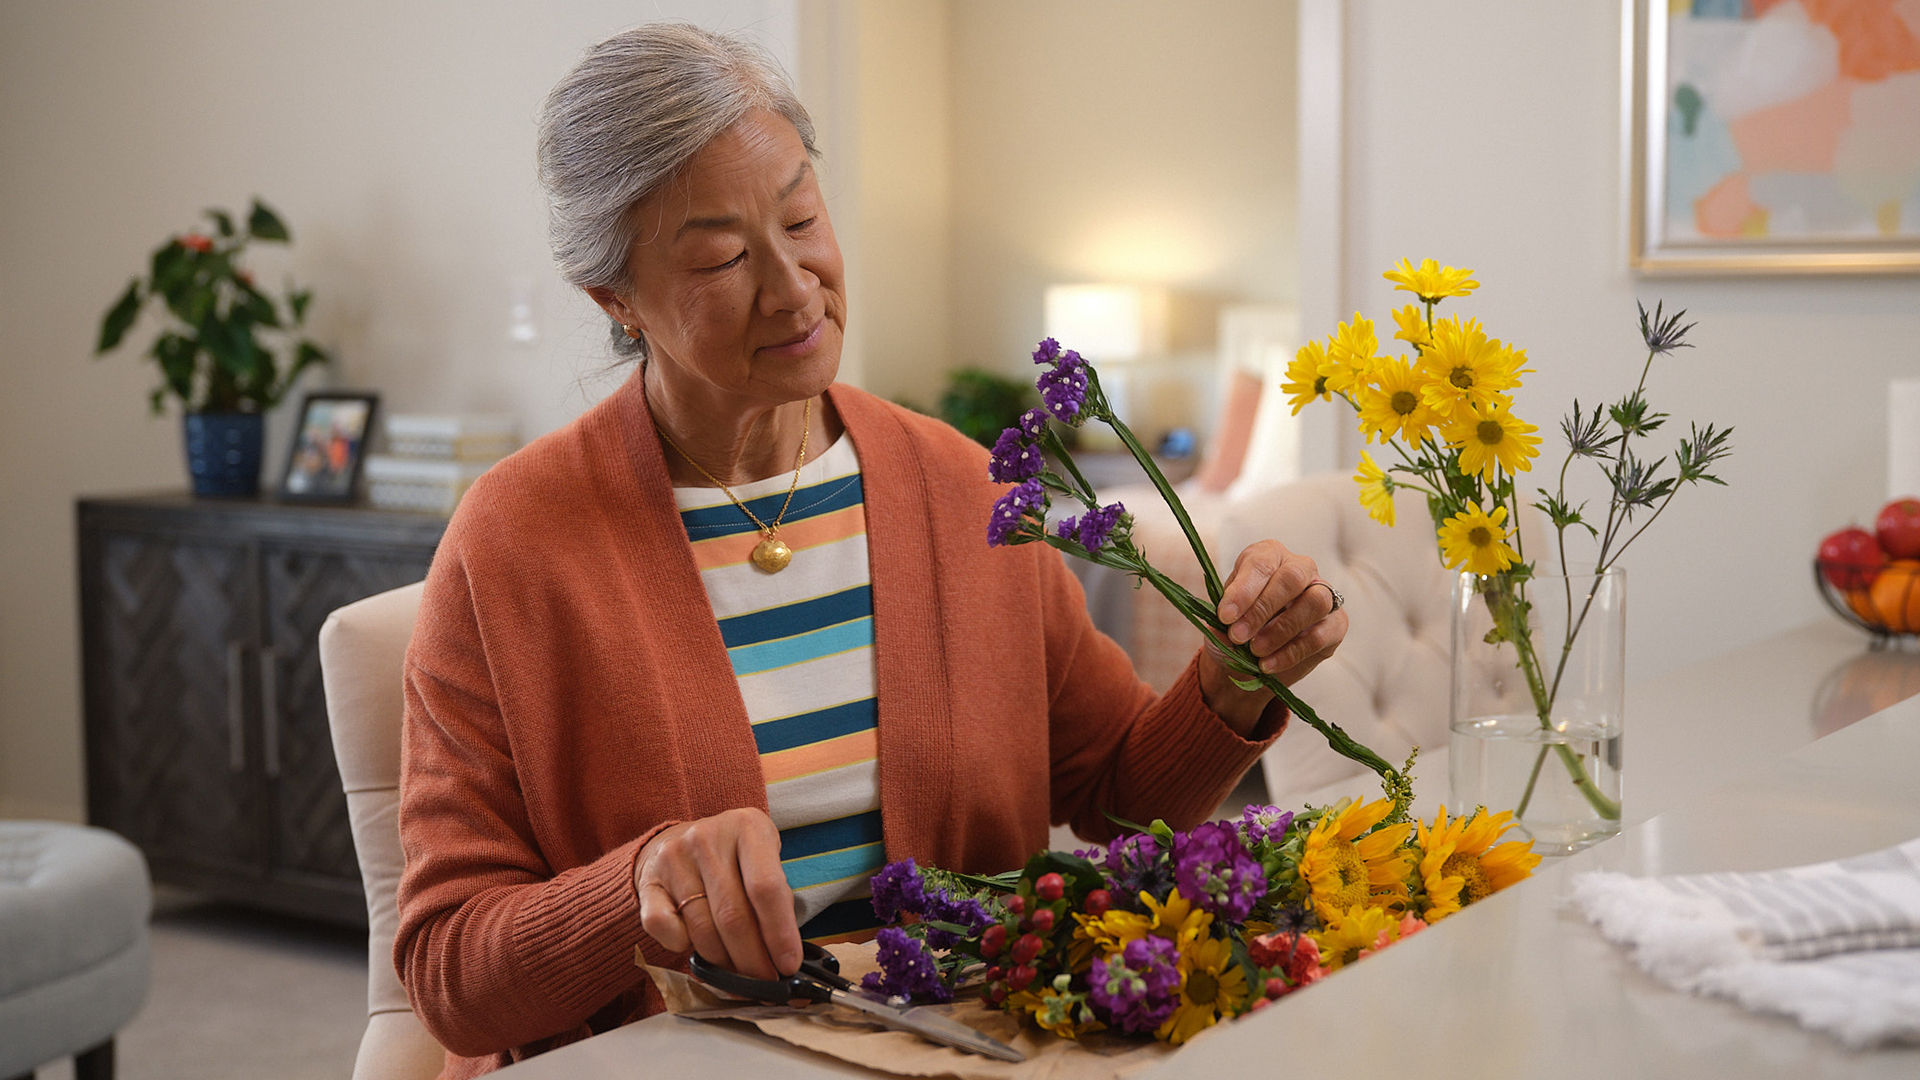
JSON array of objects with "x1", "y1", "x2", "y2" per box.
[{"x1": 183, "y1": 412, "x2": 264, "y2": 497}]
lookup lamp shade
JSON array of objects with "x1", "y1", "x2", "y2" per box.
[{"x1": 1043, "y1": 284, "x2": 1169, "y2": 362}]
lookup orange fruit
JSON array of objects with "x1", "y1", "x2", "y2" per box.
[
  {"x1": 1866, "y1": 559, "x2": 1920, "y2": 632},
  {"x1": 1844, "y1": 586, "x2": 1878, "y2": 624}
]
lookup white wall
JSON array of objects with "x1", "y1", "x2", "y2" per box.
[
  {"x1": 0, "y1": 0, "x2": 800, "y2": 819},
  {"x1": 1336, "y1": 1, "x2": 1920, "y2": 681},
  {"x1": 946, "y1": 0, "x2": 1300, "y2": 432}
]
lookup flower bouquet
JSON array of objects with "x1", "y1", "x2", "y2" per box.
[
  {"x1": 861, "y1": 799, "x2": 1538, "y2": 1044},
  {"x1": 1288, "y1": 258, "x2": 1731, "y2": 848}
]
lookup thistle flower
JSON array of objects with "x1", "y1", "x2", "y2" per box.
[
  {"x1": 1171, "y1": 822, "x2": 1268, "y2": 922},
  {"x1": 1088, "y1": 935, "x2": 1181, "y2": 1035},
  {"x1": 861, "y1": 926, "x2": 952, "y2": 1003},
  {"x1": 988, "y1": 427, "x2": 1043, "y2": 483},
  {"x1": 1636, "y1": 300, "x2": 1695, "y2": 356},
  {"x1": 1103, "y1": 832, "x2": 1174, "y2": 908}
]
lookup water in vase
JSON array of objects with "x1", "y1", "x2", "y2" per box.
[{"x1": 1450, "y1": 713, "x2": 1622, "y2": 855}]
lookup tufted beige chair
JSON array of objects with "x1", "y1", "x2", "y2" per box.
[
  {"x1": 318, "y1": 582, "x2": 447, "y2": 1080},
  {"x1": 1216, "y1": 471, "x2": 1542, "y2": 811}
]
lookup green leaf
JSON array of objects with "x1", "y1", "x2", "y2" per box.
[
  {"x1": 289, "y1": 288, "x2": 312, "y2": 324},
  {"x1": 247, "y1": 199, "x2": 290, "y2": 242},
  {"x1": 153, "y1": 333, "x2": 197, "y2": 401},
  {"x1": 206, "y1": 208, "x2": 235, "y2": 237},
  {"x1": 1229, "y1": 675, "x2": 1263, "y2": 692},
  {"x1": 98, "y1": 280, "x2": 142, "y2": 352},
  {"x1": 148, "y1": 387, "x2": 167, "y2": 415},
  {"x1": 150, "y1": 241, "x2": 190, "y2": 292}
]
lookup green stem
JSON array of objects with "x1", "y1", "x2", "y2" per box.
[
  {"x1": 1483, "y1": 579, "x2": 1620, "y2": 821},
  {"x1": 1087, "y1": 369, "x2": 1225, "y2": 605}
]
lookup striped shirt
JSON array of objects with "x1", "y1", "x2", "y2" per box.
[{"x1": 671, "y1": 433, "x2": 882, "y2": 943}]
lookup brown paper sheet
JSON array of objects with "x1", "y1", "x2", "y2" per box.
[{"x1": 641, "y1": 942, "x2": 1209, "y2": 1080}]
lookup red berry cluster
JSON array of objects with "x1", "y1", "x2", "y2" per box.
[{"x1": 980, "y1": 871, "x2": 1111, "y2": 1007}]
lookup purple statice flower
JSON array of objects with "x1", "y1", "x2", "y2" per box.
[
  {"x1": 1172, "y1": 821, "x2": 1269, "y2": 922},
  {"x1": 860, "y1": 926, "x2": 953, "y2": 1003},
  {"x1": 1237, "y1": 804, "x2": 1295, "y2": 846},
  {"x1": 1018, "y1": 407, "x2": 1048, "y2": 440},
  {"x1": 988, "y1": 427, "x2": 1043, "y2": 483},
  {"x1": 1076, "y1": 502, "x2": 1128, "y2": 553},
  {"x1": 1032, "y1": 337, "x2": 1062, "y2": 365},
  {"x1": 921, "y1": 889, "x2": 995, "y2": 950},
  {"x1": 1088, "y1": 935, "x2": 1181, "y2": 1034},
  {"x1": 1056, "y1": 515, "x2": 1079, "y2": 541},
  {"x1": 986, "y1": 478, "x2": 1047, "y2": 547},
  {"x1": 870, "y1": 859, "x2": 929, "y2": 923},
  {"x1": 1103, "y1": 831, "x2": 1174, "y2": 909},
  {"x1": 1036, "y1": 352, "x2": 1090, "y2": 424}
]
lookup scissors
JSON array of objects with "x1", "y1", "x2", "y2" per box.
[{"x1": 689, "y1": 942, "x2": 1025, "y2": 1063}]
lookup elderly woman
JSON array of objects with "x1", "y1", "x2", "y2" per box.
[{"x1": 394, "y1": 22, "x2": 1347, "y2": 1076}]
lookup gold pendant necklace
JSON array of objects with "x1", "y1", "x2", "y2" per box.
[{"x1": 654, "y1": 398, "x2": 811, "y2": 574}]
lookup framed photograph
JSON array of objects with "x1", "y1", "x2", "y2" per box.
[
  {"x1": 1625, "y1": 0, "x2": 1920, "y2": 275},
  {"x1": 280, "y1": 391, "x2": 378, "y2": 503}
]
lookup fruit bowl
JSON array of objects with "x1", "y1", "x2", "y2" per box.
[{"x1": 1814, "y1": 559, "x2": 1920, "y2": 646}]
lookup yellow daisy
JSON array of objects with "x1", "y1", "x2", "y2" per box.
[
  {"x1": 1156, "y1": 932, "x2": 1249, "y2": 1045},
  {"x1": 1446, "y1": 398, "x2": 1541, "y2": 481},
  {"x1": 1324, "y1": 315, "x2": 1378, "y2": 393},
  {"x1": 1436, "y1": 504, "x2": 1520, "y2": 576},
  {"x1": 1298, "y1": 798, "x2": 1414, "y2": 923},
  {"x1": 1416, "y1": 316, "x2": 1526, "y2": 421},
  {"x1": 1415, "y1": 806, "x2": 1542, "y2": 924},
  {"x1": 1353, "y1": 452, "x2": 1395, "y2": 527},
  {"x1": 1310, "y1": 904, "x2": 1403, "y2": 971},
  {"x1": 1009, "y1": 985, "x2": 1102, "y2": 1039},
  {"x1": 1390, "y1": 304, "x2": 1432, "y2": 348},
  {"x1": 1077, "y1": 888, "x2": 1212, "y2": 953},
  {"x1": 1355, "y1": 354, "x2": 1438, "y2": 447},
  {"x1": 1280, "y1": 340, "x2": 1334, "y2": 415},
  {"x1": 1383, "y1": 257, "x2": 1479, "y2": 303}
]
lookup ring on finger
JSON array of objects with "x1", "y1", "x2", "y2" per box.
[
  {"x1": 1311, "y1": 580, "x2": 1345, "y2": 612},
  {"x1": 675, "y1": 891, "x2": 710, "y2": 913}
]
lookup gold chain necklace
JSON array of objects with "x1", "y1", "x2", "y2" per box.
[{"x1": 654, "y1": 398, "x2": 811, "y2": 574}]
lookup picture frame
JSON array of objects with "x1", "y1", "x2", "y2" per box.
[
  {"x1": 280, "y1": 391, "x2": 378, "y2": 503},
  {"x1": 1624, "y1": 0, "x2": 1920, "y2": 275}
]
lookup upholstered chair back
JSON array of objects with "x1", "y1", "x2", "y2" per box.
[
  {"x1": 1217, "y1": 472, "x2": 1539, "y2": 809},
  {"x1": 318, "y1": 582, "x2": 446, "y2": 1080}
]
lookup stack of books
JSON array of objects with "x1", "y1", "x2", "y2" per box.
[{"x1": 364, "y1": 414, "x2": 517, "y2": 514}]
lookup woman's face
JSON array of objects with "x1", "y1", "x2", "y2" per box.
[{"x1": 599, "y1": 108, "x2": 846, "y2": 414}]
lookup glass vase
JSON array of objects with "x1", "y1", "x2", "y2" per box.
[{"x1": 1448, "y1": 568, "x2": 1625, "y2": 855}]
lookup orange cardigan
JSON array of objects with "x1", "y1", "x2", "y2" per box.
[{"x1": 393, "y1": 372, "x2": 1281, "y2": 1075}]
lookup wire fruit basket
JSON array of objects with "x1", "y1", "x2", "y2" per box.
[{"x1": 1814, "y1": 560, "x2": 1920, "y2": 649}]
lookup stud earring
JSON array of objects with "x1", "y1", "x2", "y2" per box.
[{"x1": 622, "y1": 324, "x2": 641, "y2": 339}]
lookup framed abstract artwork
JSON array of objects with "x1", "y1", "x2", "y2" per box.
[{"x1": 1625, "y1": 0, "x2": 1920, "y2": 274}]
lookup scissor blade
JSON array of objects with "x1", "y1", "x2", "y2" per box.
[{"x1": 829, "y1": 990, "x2": 1026, "y2": 1062}]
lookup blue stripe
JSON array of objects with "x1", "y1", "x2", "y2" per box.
[
  {"x1": 728, "y1": 617, "x2": 873, "y2": 676},
  {"x1": 679, "y1": 474, "x2": 865, "y2": 538},
  {"x1": 779, "y1": 809, "x2": 883, "y2": 861},
  {"x1": 785, "y1": 842, "x2": 886, "y2": 892},
  {"x1": 753, "y1": 699, "x2": 878, "y2": 755},
  {"x1": 803, "y1": 896, "x2": 882, "y2": 939},
  {"x1": 719, "y1": 585, "x2": 874, "y2": 649}
]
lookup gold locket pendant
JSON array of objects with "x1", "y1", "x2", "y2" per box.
[{"x1": 751, "y1": 534, "x2": 793, "y2": 573}]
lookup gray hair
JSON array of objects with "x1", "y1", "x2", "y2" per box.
[{"x1": 537, "y1": 22, "x2": 818, "y2": 359}]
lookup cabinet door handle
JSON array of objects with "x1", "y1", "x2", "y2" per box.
[
  {"x1": 226, "y1": 640, "x2": 247, "y2": 772},
  {"x1": 260, "y1": 646, "x2": 281, "y2": 778}
]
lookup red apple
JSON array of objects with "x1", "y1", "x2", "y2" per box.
[
  {"x1": 1875, "y1": 498, "x2": 1920, "y2": 559},
  {"x1": 1818, "y1": 526, "x2": 1886, "y2": 590}
]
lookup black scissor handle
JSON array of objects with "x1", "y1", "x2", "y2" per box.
[{"x1": 690, "y1": 942, "x2": 844, "y2": 1004}]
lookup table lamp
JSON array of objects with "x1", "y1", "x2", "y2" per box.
[{"x1": 1043, "y1": 283, "x2": 1169, "y2": 449}]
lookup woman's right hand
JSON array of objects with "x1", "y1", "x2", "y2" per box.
[{"x1": 634, "y1": 807, "x2": 801, "y2": 979}]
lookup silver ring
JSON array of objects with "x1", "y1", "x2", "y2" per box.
[{"x1": 1314, "y1": 581, "x2": 1344, "y2": 612}]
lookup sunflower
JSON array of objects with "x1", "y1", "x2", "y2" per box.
[
  {"x1": 1298, "y1": 798, "x2": 1414, "y2": 923},
  {"x1": 1436, "y1": 504, "x2": 1520, "y2": 576},
  {"x1": 1156, "y1": 931, "x2": 1249, "y2": 1044},
  {"x1": 1415, "y1": 806, "x2": 1542, "y2": 923},
  {"x1": 1280, "y1": 340, "x2": 1333, "y2": 415},
  {"x1": 1446, "y1": 398, "x2": 1541, "y2": 480},
  {"x1": 1355, "y1": 354, "x2": 1438, "y2": 447},
  {"x1": 1310, "y1": 904, "x2": 1403, "y2": 971},
  {"x1": 1383, "y1": 257, "x2": 1479, "y2": 303},
  {"x1": 1323, "y1": 314, "x2": 1378, "y2": 393},
  {"x1": 1416, "y1": 316, "x2": 1526, "y2": 421},
  {"x1": 1353, "y1": 451, "x2": 1395, "y2": 527},
  {"x1": 1390, "y1": 304, "x2": 1432, "y2": 347},
  {"x1": 1077, "y1": 888, "x2": 1211, "y2": 953}
]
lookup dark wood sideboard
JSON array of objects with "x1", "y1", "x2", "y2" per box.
[{"x1": 77, "y1": 493, "x2": 447, "y2": 926}]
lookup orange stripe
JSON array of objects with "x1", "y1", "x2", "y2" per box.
[
  {"x1": 759, "y1": 729, "x2": 877, "y2": 785},
  {"x1": 689, "y1": 504, "x2": 868, "y2": 571}
]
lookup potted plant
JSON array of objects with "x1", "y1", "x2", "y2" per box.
[{"x1": 96, "y1": 199, "x2": 331, "y2": 496}]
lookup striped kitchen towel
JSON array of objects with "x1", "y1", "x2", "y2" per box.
[{"x1": 1571, "y1": 837, "x2": 1920, "y2": 1047}]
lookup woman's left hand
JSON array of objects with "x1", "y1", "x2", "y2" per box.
[{"x1": 1196, "y1": 539, "x2": 1347, "y2": 734}]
